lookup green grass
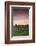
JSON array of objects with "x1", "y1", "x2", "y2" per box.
[
  {"x1": 12, "y1": 24, "x2": 29, "y2": 36},
  {"x1": 13, "y1": 31, "x2": 29, "y2": 36}
]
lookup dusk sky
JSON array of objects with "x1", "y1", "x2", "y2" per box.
[{"x1": 12, "y1": 7, "x2": 29, "y2": 25}]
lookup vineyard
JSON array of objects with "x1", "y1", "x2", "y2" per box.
[{"x1": 12, "y1": 24, "x2": 29, "y2": 36}]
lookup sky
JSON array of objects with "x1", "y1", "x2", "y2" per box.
[{"x1": 12, "y1": 7, "x2": 29, "y2": 25}]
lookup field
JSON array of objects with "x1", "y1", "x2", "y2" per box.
[{"x1": 12, "y1": 24, "x2": 29, "y2": 36}]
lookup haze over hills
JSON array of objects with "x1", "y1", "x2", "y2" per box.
[
  {"x1": 13, "y1": 14, "x2": 29, "y2": 26},
  {"x1": 12, "y1": 7, "x2": 29, "y2": 26}
]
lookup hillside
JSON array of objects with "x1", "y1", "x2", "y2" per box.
[{"x1": 12, "y1": 24, "x2": 29, "y2": 36}]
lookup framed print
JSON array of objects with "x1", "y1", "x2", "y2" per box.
[{"x1": 5, "y1": 1, "x2": 35, "y2": 44}]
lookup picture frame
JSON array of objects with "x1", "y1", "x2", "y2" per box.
[{"x1": 5, "y1": 1, "x2": 35, "y2": 44}]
